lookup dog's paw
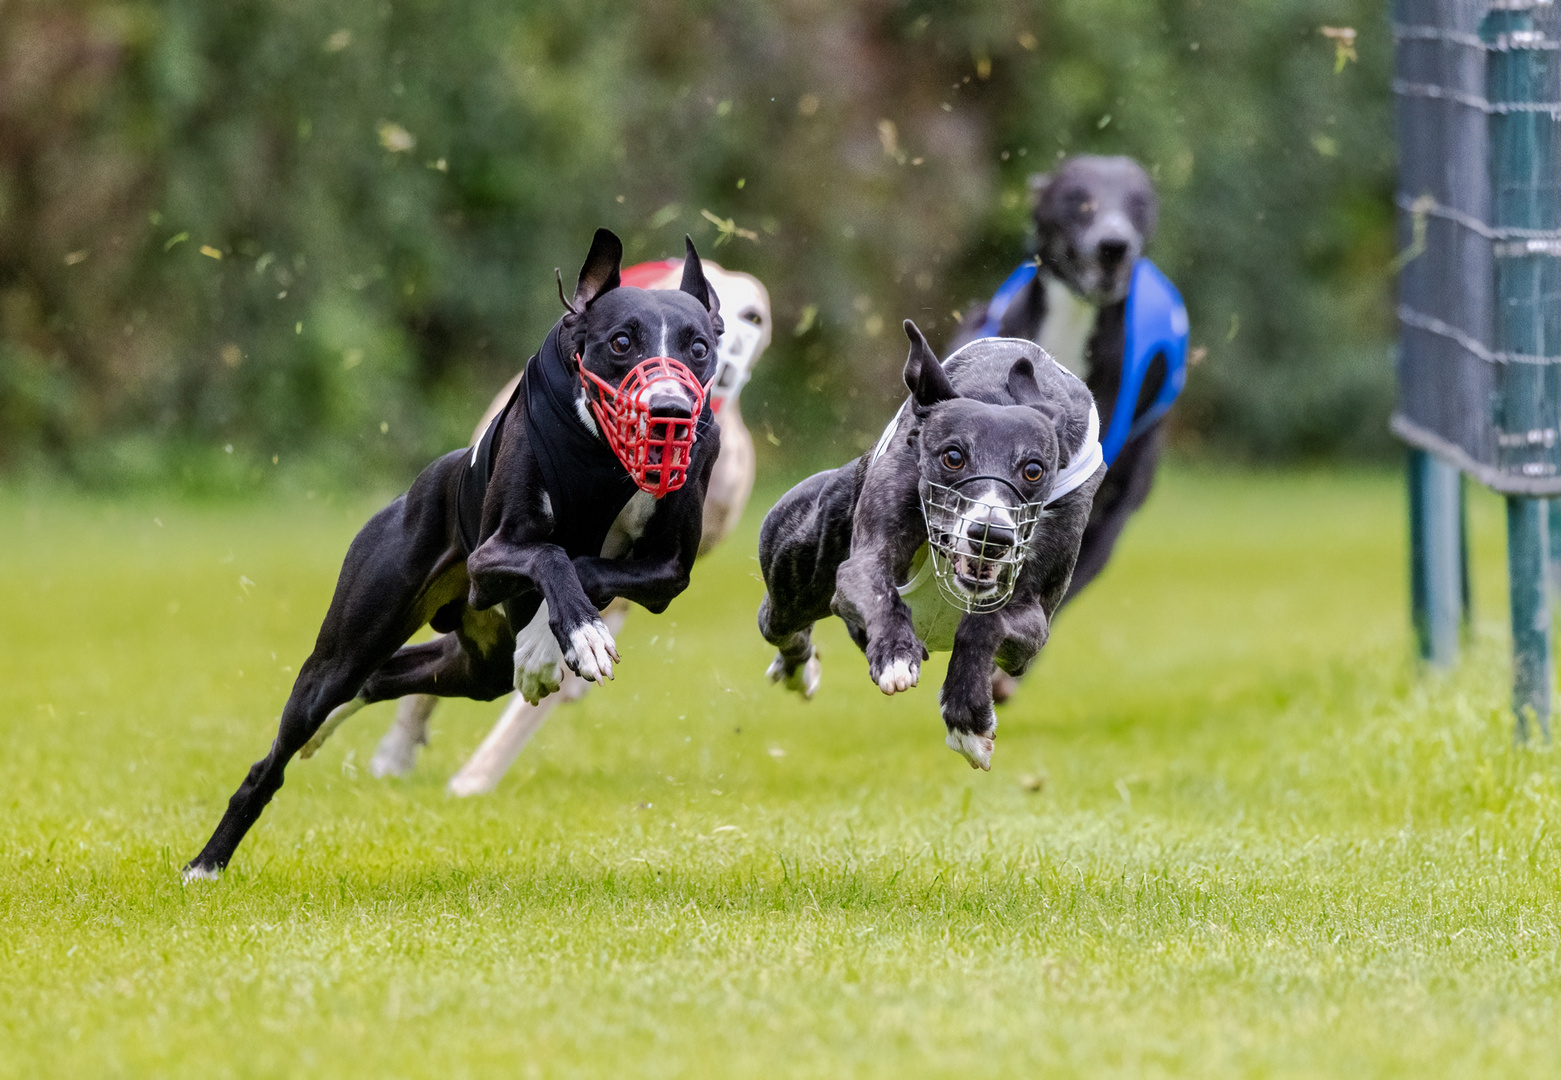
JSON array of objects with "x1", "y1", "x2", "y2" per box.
[
  {"x1": 370, "y1": 724, "x2": 422, "y2": 779},
  {"x1": 515, "y1": 658, "x2": 563, "y2": 705},
  {"x1": 945, "y1": 712, "x2": 997, "y2": 771},
  {"x1": 563, "y1": 619, "x2": 619, "y2": 684},
  {"x1": 874, "y1": 657, "x2": 920, "y2": 695},
  {"x1": 766, "y1": 651, "x2": 822, "y2": 699},
  {"x1": 945, "y1": 729, "x2": 995, "y2": 771},
  {"x1": 512, "y1": 605, "x2": 565, "y2": 705},
  {"x1": 181, "y1": 862, "x2": 220, "y2": 884}
]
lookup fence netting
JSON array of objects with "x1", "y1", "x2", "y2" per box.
[{"x1": 1394, "y1": 0, "x2": 1561, "y2": 494}]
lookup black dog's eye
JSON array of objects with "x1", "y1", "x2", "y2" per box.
[
  {"x1": 941, "y1": 448, "x2": 965, "y2": 471},
  {"x1": 689, "y1": 340, "x2": 709, "y2": 360},
  {"x1": 742, "y1": 311, "x2": 763, "y2": 326},
  {"x1": 609, "y1": 332, "x2": 632, "y2": 355},
  {"x1": 1023, "y1": 461, "x2": 1044, "y2": 483}
]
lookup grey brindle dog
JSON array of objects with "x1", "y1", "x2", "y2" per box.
[
  {"x1": 184, "y1": 229, "x2": 722, "y2": 879},
  {"x1": 757, "y1": 321, "x2": 1104, "y2": 770}
]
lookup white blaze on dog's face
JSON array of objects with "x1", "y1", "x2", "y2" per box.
[
  {"x1": 579, "y1": 287, "x2": 719, "y2": 420},
  {"x1": 1031, "y1": 155, "x2": 1157, "y2": 306},
  {"x1": 917, "y1": 401, "x2": 1058, "y2": 599}
]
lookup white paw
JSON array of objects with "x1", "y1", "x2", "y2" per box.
[
  {"x1": 513, "y1": 606, "x2": 565, "y2": 705},
  {"x1": 564, "y1": 619, "x2": 619, "y2": 684},
  {"x1": 515, "y1": 656, "x2": 563, "y2": 706},
  {"x1": 876, "y1": 657, "x2": 919, "y2": 695},
  {"x1": 945, "y1": 726, "x2": 996, "y2": 771},
  {"x1": 766, "y1": 651, "x2": 822, "y2": 699},
  {"x1": 300, "y1": 697, "x2": 365, "y2": 759},
  {"x1": 370, "y1": 725, "x2": 421, "y2": 779},
  {"x1": 181, "y1": 864, "x2": 220, "y2": 884}
]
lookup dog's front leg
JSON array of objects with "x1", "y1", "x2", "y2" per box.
[
  {"x1": 832, "y1": 549, "x2": 926, "y2": 696},
  {"x1": 573, "y1": 553, "x2": 691, "y2": 615},
  {"x1": 941, "y1": 612, "x2": 1017, "y2": 771},
  {"x1": 466, "y1": 537, "x2": 619, "y2": 697}
]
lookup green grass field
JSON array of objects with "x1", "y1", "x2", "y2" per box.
[{"x1": 4, "y1": 468, "x2": 1561, "y2": 1078}]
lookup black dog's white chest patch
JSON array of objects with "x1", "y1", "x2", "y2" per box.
[
  {"x1": 1036, "y1": 275, "x2": 1097, "y2": 379},
  {"x1": 600, "y1": 491, "x2": 658, "y2": 559}
]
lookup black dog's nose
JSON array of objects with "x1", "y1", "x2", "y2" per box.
[
  {"x1": 969, "y1": 523, "x2": 1017, "y2": 550},
  {"x1": 1097, "y1": 238, "x2": 1130, "y2": 267},
  {"x1": 648, "y1": 399, "x2": 692, "y2": 420}
]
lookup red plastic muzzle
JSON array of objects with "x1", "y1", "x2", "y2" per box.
[{"x1": 579, "y1": 355, "x2": 709, "y2": 497}]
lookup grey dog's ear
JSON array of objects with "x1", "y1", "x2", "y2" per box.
[
  {"x1": 903, "y1": 320, "x2": 955, "y2": 413},
  {"x1": 567, "y1": 228, "x2": 622, "y2": 312},
  {"x1": 680, "y1": 236, "x2": 722, "y2": 322},
  {"x1": 1006, "y1": 356, "x2": 1046, "y2": 407}
]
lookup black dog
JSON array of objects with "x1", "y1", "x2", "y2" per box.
[
  {"x1": 757, "y1": 322, "x2": 1104, "y2": 770},
  {"x1": 950, "y1": 154, "x2": 1163, "y2": 609},
  {"x1": 184, "y1": 229, "x2": 723, "y2": 879}
]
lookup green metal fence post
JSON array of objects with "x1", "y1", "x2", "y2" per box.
[
  {"x1": 1409, "y1": 448, "x2": 1463, "y2": 667},
  {"x1": 1509, "y1": 496, "x2": 1552, "y2": 739},
  {"x1": 1547, "y1": 498, "x2": 1561, "y2": 588},
  {"x1": 1484, "y1": 4, "x2": 1557, "y2": 740}
]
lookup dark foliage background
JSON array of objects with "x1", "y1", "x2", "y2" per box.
[{"x1": 0, "y1": 0, "x2": 1394, "y2": 489}]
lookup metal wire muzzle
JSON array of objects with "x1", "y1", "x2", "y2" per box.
[{"x1": 919, "y1": 477, "x2": 1045, "y2": 614}]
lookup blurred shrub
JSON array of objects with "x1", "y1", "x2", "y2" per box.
[{"x1": 0, "y1": 0, "x2": 1393, "y2": 488}]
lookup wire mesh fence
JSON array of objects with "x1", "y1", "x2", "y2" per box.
[{"x1": 1394, "y1": 0, "x2": 1561, "y2": 493}]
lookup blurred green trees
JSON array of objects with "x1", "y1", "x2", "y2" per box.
[{"x1": 0, "y1": 0, "x2": 1393, "y2": 487}]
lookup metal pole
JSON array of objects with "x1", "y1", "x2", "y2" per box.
[
  {"x1": 1548, "y1": 498, "x2": 1561, "y2": 588},
  {"x1": 1408, "y1": 448, "x2": 1463, "y2": 667},
  {"x1": 1483, "y1": 4, "x2": 1557, "y2": 740},
  {"x1": 1509, "y1": 496, "x2": 1552, "y2": 739},
  {"x1": 1459, "y1": 475, "x2": 1472, "y2": 633}
]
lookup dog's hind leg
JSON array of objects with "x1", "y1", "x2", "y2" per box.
[
  {"x1": 370, "y1": 694, "x2": 437, "y2": 778},
  {"x1": 756, "y1": 465, "x2": 857, "y2": 698},
  {"x1": 758, "y1": 599, "x2": 822, "y2": 699},
  {"x1": 183, "y1": 467, "x2": 469, "y2": 880},
  {"x1": 183, "y1": 652, "x2": 396, "y2": 881}
]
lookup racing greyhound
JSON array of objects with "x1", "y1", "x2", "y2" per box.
[
  {"x1": 757, "y1": 322, "x2": 1104, "y2": 770},
  {"x1": 183, "y1": 229, "x2": 722, "y2": 878},
  {"x1": 370, "y1": 259, "x2": 772, "y2": 795}
]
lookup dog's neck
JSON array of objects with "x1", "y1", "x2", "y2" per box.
[
  {"x1": 1035, "y1": 269, "x2": 1097, "y2": 381},
  {"x1": 573, "y1": 386, "x2": 600, "y2": 438}
]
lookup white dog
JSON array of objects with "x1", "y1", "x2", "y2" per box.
[{"x1": 370, "y1": 258, "x2": 772, "y2": 794}]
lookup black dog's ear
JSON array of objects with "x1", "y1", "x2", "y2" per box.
[
  {"x1": 1006, "y1": 356, "x2": 1044, "y2": 407},
  {"x1": 680, "y1": 236, "x2": 721, "y2": 313},
  {"x1": 566, "y1": 228, "x2": 622, "y2": 313},
  {"x1": 903, "y1": 320, "x2": 955, "y2": 414}
]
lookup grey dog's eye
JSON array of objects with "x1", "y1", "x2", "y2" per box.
[
  {"x1": 609, "y1": 332, "x2": 632, "y2": 355},
  {"x1": 1023, "y1": 461, "x2": 1044, "y2": 483},
  {"x1": 689, "y1": 340, "x2": 709, "y2": 360},
  {"x1": 941, "y1": 448, "x2": 965, "y2": 470}
]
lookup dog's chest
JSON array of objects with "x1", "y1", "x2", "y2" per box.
[
  {"x1": 1036, "y1": 275, "x2": 1097, "y2": 379},
  {"x1": 896, "y1": 547, "x2": 964, "y2": 653},
  {"x1": 600, "y1": 490, "x2": 658, "y2": 559}
]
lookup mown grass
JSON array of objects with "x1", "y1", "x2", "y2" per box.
[{"x1": 3, "y1": 467, "x2": 1560, "y2": 1078}]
